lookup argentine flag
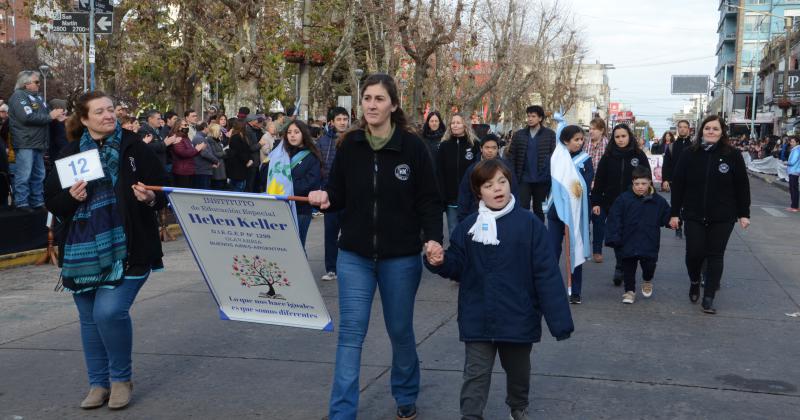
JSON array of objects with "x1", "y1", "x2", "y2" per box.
[
  {"x1": 548, "y1": 140, "x2": 591, "y2": 273},
  {"x1": 266, "y1": 140, "x2": 303, "y2": 225}
]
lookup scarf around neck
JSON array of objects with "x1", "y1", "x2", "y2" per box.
[
  {"x1": 468, "y1": 196, "x2": 516, "y2": 245},
  {"x1": 60, "y1": 124, "x2": 128, "y2": 293},
  {"x1": 366, "y1": 124, "x2": 395, "y2": 151}
]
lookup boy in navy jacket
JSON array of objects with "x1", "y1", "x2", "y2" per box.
[
  {"x1": 424, "y1": 159, "x2": 573, "y2": 420},
  {"x1": 605, "y1": 166, "x2": 672, "y2": 304}
]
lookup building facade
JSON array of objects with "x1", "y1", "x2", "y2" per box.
[
  {"x1": 563, "y1": 62, "x2": 612, "y2": 128},
  {"x1": 0, "y1": 0, "x2": 32, "y2": 44}
]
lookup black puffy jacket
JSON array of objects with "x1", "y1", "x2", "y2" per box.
[
  {"x1": 591, "y1": 145, "x2": 650, "y2": 211},
  {"x1": 436, "y1": 136, "x2": 479, "y2": 205}
]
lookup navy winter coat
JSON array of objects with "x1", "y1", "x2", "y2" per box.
[
  {"x1": 289, "y1": 148, "x2": 321, "y2": 215},
  {"x1": 604, "y1": 189, "x2": 671, "y2": 260},
  {"x1": 425, "y1": 206, "x2": 574, "y2": 343},
  {"x1": 456, "y1": 158, "x2": 518, "y2": 222}
]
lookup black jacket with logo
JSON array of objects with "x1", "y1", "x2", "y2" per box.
[
  {"x1": 44, "y1": 129, "x2": 170, "y2": 272},
  {"x1": 662, "y1": 136, "x2": 692, "y2": 182},
  {"x1": 670, "y1": 143, "x2": 750, "y2": 223},
  {"x1": 590, "y1": 144, "x2": 650, "y2": 211},
  {"x1": 325, "y1": 127, "x2": 443, "y2": 259},
  {"x1": 436, "y1": 136, "x2": 479, "y2": 205}
]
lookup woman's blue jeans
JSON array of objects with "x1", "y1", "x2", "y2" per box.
[
  {"x1": 72, "y1": 273, "x2": 148, "y2": 388},
  {"x1": 328, "y1": 250, "x2": 422, "y2": 420},
  {"x1": 547, "y1": 217, "x2": 583, "y2": 296},
  {"x1": 297, "y1": 213, "x2": 312, "y2": 248},
  {"x1": 591, "y1": 206, "x2": 607, "y2": 255}
]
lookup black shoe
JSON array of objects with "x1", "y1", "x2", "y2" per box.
[
  {"x1": 396, "y1": 404, "x2": 417, "y2": 420},
  {"x1": 569, "y1": 294, "x2": 582, "y2": 304},
  {"x1": 613, "y1": 269, "x2": 623, "y2": 287},
  {"x1": 689, "y1": 281, "x2": 701, "y2": 303},
  {"x1": 676, "y1": 228, "x2": 683, "y2": 239},
  {"x1": 701, "y1": 296, "x2": 716, "y2": 314}
]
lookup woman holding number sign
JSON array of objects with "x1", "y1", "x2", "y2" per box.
[
  {"x1": 44, "y1": 91, "x2": 169, "y2": 410},
  {"x1": 309, "y1": 74, "x2": 443, "y2": 420}
]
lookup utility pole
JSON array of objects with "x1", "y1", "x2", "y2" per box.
[
  {"x1": 298, "y1": 0, "x2": 311, "y2": 121},
  {"x1": 783, "y1": 16, "x2": 793, "y2": 131},
  {"x1": 89, "y1": 0, "x2": 96, "y2": 91}
]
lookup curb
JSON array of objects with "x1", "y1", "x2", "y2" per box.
[
  {"x1": 0, "y1": 224, "x2": 184, "y2": 271},
  {"x1": 747, "y1": 170, "x2": 789, "y2": 192}
]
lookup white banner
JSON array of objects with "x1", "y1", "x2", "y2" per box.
[
  {"x1": 167, "y1": 188, "x2": 333, "y2": 331},
  {"x1": 743, "y1": 152, "x2": 789, "y2": 181},
  {"x1": 647, "y1": 155, "x2": 664, "y2": 184}
]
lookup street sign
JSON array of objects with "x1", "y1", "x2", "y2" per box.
[
  {"x1": 52, "y1": 12, "x2": 113, "y2": 34},
  {"x1": 78, "y1": 0, "x2": 114, "y2": 13},
  {"x1": 671, "y1": 75, "x2": 710, "y2": 95}
]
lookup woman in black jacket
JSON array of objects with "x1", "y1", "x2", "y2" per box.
[
  {"x1": 669, "y1": 115, "x2": 750, "y2": 314},
  {"x1": 44, "y1": 91, "x2": 169, "y2": 410},
  {"x1": 308, "y1": 74, "x2": 442, "y2": 420},
  {"x1": 225, "y1": 120, "x2": 252, "y2": 192},
  {"x1": 436, "y1": 112, "x2": 480, "y2": 235},
  {"x1": 591, "y1": 123, "x2": 650, "y2": 286},
  {"x1": 421, "y1": 110, "x2": 445, "y2": 162}
]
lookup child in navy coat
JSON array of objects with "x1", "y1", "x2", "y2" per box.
[
  {"x1": 605, "y1": 166, "x2": 672, "y2": 304},
  {"x1": 424, "y1": 159, "x2": 574, "y2": 420}
]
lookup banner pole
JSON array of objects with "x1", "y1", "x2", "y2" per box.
[
  {"x1": 142, "y1": 185, "x2": 311, "y2": 203},
  {"x1": 564, "y1": 224, "x2": 572, "y2": 296}
]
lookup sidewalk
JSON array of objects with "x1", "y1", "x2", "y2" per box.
[{"x1": 1, "y1": 182, "x2": 799, "y2": 419}]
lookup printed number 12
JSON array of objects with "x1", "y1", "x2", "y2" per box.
[{"x1": 68, "y1": 158, "x2": 89, "y2": 176}]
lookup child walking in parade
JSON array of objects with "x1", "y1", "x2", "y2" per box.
[
  {"x1": 424, "y1": 159, "x2": 574, "y2": 420},
  {"x1": 604, "y1": 166, "x2": 672, "y2": 304},
  {"x1": 546, "y1": 125, "x2": 593, "y2": 304}
]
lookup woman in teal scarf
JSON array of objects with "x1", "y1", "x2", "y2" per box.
[{"x1": 45, "y1": 92, "x2": 169, "y2": 410}]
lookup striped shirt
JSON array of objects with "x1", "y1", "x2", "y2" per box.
[{"x1": 584, "y1": 137, "x2": 608, "y2": 171}]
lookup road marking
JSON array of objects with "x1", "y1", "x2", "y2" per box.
[{"x1": 761, "y1": 207, "x2": 788, "y2": 218}]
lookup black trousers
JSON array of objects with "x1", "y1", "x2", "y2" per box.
[
  {"x1": 790, "y1": 174, "x2": 799, "y2": 209},
  {"x1": 461, "y1": 342, "x2": 532, "y2": 420},
  {"x1": 684, "y1": 220, "x2": 735, "y2": 298},
  {"x1": 621, "y1": 257, "x2": 657, "y2": 292},
  {"x1": 517, "y1": 181, "x2": 550, "y2": 221}
]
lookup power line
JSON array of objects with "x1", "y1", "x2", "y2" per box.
[{"x1": 613, "y1": 55, "x2": 716, "y2": 69}]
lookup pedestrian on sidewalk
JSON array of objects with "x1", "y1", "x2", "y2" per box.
[
  {"x1": 317, "y1": 107, "x2": 350, "y2": 282},
  {"x1": 307, "y1": 74, "x2": 442, "y2": 420},
  {"x1": 786, "y1": 136, "x2": 800, "y2": 212},
  {"x1": 547, "y1": 125, "x2": 593, "y2": 305},
  {"x1": 424, "y1": 159, "x2": 573, "y2": 420},
  {"x1": 669, "y1": 115, "x2": 751, "y2": 314},
  {"x1": 590, "y1": 123, "x2": 650, "y2": 287},
  {"x1": 44, "y1": 91, "x2": 169, "y2": 410},
  {"x1": 584, "y1": 117, "x2": 609, "y2": 263},
  {"x1": 436, "y1": 112, "x2": 480, "y2": 235},
  {"x1": 169, "y1": 118, "x2": 206, "y2": 188},
  {"x1": 506, "y1": 105, "x2": 557, "y2": 221},
  {"x1": 604, "y1": 166, "x2": 672, "y2": 304}
]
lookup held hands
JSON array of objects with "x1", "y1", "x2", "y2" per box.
[
  {"x1": 49, "y1": 109, "x2": 66, "y2": 121},
  {"x1": 246, "y1": 159, "x2": 254, "y2": 168},
  {"x1": 739, "y1": 217, "x2": 751, "y2": 230},
  {"x1": 308, "y1": 190, "x2": 330, "y2": 210},
  {"x1": 165, "y1": 135, "x2": 180, "y2": 146},
  {"x1": 132, "y1": 182, "x2": 156, "y2": 204},
  {"x1": 425, "y1": 241, "x2": 444, "y2": 266},
  {"x1": 69, "y1": 180, "x2": 88, "y2": 202},
  {"x1": 592, "y1": 206, "x2": 601, "y2": 216},
  {"x1": 195, "y1": 142, "x2": 207, "y2": 152},
  {"x1": 143, "y1": 134, "x2": 153, "y2": 144},
  {"x1": 669, "y1": 217, "x2": 680, "y2": 230}
]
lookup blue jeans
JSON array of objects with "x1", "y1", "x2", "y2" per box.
[
  {"x1": 297, "y1": 213, "x2": 312, "y2": 248},
  {"x1": 12, "y1": 148, "x2": 45, "y2": 208},
  {"x1": 72, "y1": 272, "x2": 149, "y2": 388},
  {"x1": 446, "y1": 205, "x2": 459, "y2": 237},
  {"x1": 547, "y1": 217, "x2": 583, "y2": 296},
  {"x1": 329, "y1": 250, "x2": 422, "y2": 420},
  {"x1": 591, "y1": 205, "x2": 607, "y2": 254},
  {"x1": 324, "y1": 211, "x2": 341, "y2": 272},
  {"x1": 228, "y1": 179, "x2": 246, "y2": 192}
]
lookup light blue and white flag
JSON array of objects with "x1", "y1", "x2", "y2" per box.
[
  {"x1": 553, "y1": 107, "x2": 567, "y2": 141},
  {"x1": 266, "y1": 140, "x2": 309, "y2": 226},
  {"x1": 548, "y1": 142, "x2": 591, "y2": 274}
]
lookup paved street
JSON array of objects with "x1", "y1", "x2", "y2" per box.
[{"x1": 1, "y1": 176, "x2": 799, "y2": 420}]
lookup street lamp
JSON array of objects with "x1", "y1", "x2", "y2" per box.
[
  {"x1": 38, "y1": 64, "x2": 49, "y2": 103},
  {"x1": 354, "y1": 68, "x2": 364, "y2": 118}
]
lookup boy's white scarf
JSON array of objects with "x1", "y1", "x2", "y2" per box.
[{"x1": 468, "y1": 196, "x2": 516, "y2": 245}]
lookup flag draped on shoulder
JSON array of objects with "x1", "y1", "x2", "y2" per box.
[{"x1": 266, "y1": 140, "x2": 308, "y2": 225}]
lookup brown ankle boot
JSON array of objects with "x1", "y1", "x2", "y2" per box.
[
  {"x1": 80, "y1": 387, "x2": 109, "y2": 409},
  {"x1": 108, "y1": 381, "x2": 133, "y2": 410}
]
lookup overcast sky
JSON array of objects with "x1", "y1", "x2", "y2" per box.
[{"x1": 567, "y1": 0, "x2": 718, "y2": 134}]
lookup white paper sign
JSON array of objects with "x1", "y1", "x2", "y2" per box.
[
  {"x1": 167, "y1": 188, "x2": 333, "y2": 331},
  {"x1": 55, "y1": 149, "x2": 105, "y2": 189}
]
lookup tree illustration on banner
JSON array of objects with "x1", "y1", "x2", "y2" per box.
[{"x1": 232, "y1": 255, "x2": 290, "y2": 299}]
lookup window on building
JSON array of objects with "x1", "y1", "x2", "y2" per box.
[
  {"x1": 744, "y1": 14, "x2": 770, "y2": 33},
  {"x1": 740, "y1": 42, "x2": 762, "y2": 64},
  {"x1": 745, "y1": 0, "x2": 768, "y2": 4}
]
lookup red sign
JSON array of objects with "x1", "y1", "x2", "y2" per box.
[{"x1": 609, "y1": 102, "x2": 620, "y2": 113}]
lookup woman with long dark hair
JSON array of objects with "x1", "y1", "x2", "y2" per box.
[
  {"x1": 169, "y1": 118, "x2": 206, "y2": 188},
  {"x1": 268, "y1": 120, "x2": 322, "y2": 247},
  {"x1": 669, "y1": 115, "x2": 750, "y2": 314},
  {"x1": 308, "y1": 73, "x2": 442, "y2": 420},
  {"x1": 225, "y1": 120, "x2": 252, "y2": 192},
  {"x1": 591, "y1": 123, "x2": 650, "y2": 286},
  {"x1": 44, "y1": 91, "x2": 168, "y2": 410},
  {"x1": 421, "y1": 110, "x2": 445, "y2": 159}
]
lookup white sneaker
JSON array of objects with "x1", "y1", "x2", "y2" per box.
[
  {"x1": 622, "y1": 291, "x2": 635, "y2": 304},
  {"x1": 642, "y1": 281, "x2": 653, "y2": 298},
  {"x1": 321, "y1": 272, "x2": 337, "y2": 281}
]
